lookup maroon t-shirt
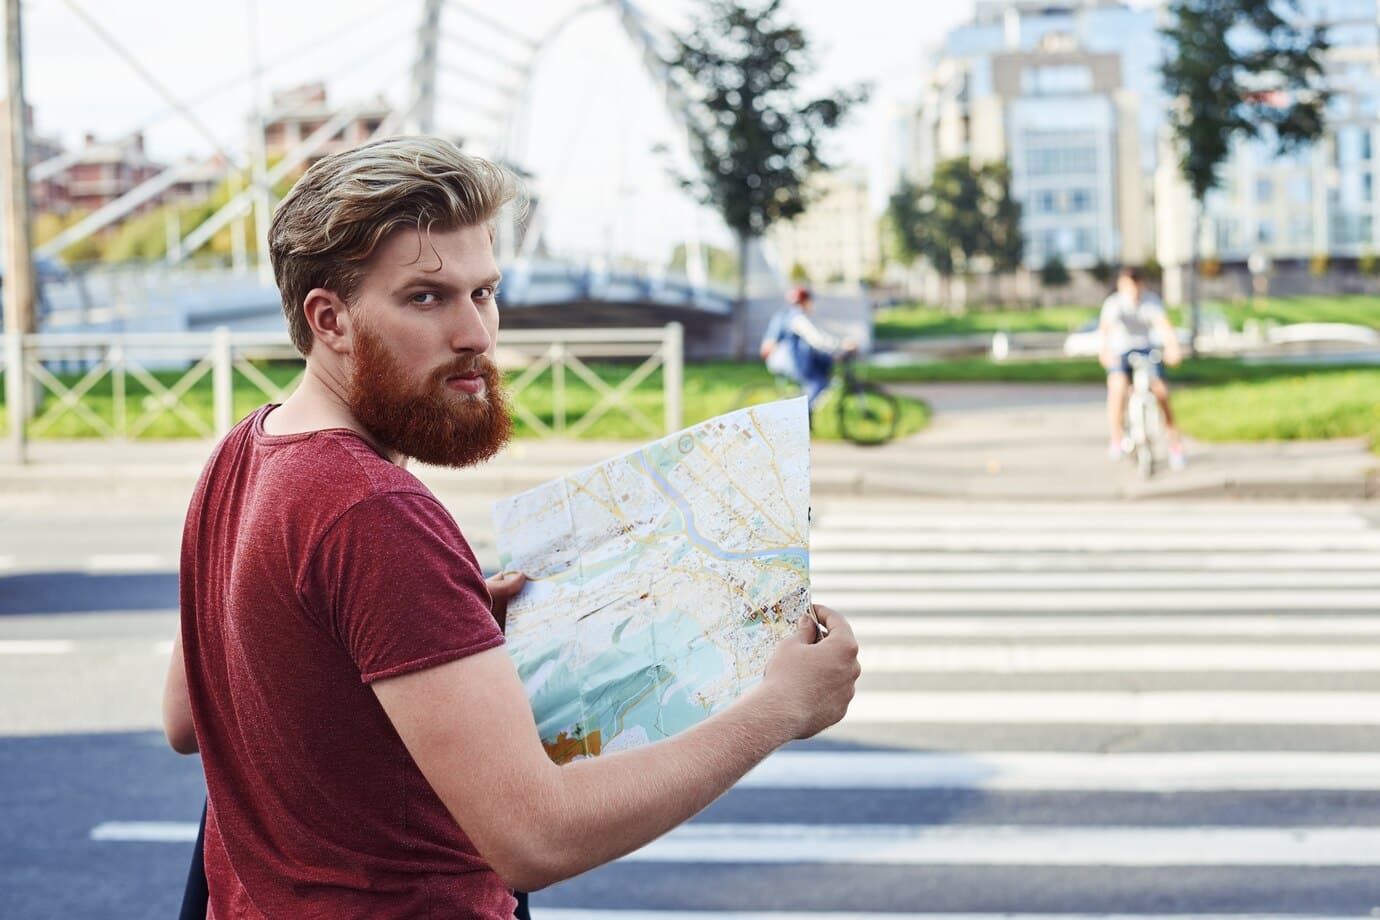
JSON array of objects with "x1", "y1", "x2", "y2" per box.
[{"x1": 179, "y1": 405, "x2": 516, "y2": 919}]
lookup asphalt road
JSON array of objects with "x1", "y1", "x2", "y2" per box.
[{"x1": 4, "y1": 498, "x2": 1380, "y2": 918}]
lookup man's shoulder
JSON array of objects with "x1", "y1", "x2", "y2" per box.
[{"x1": 206, "y1": 418, "x2": 439, "y2": 527}]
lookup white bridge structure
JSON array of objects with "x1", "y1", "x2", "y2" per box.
[
  {"x1": 24, "y1": 0, "x2": 750, "y2": 342},
  {"x1": 1, "y1": 0, "x2": 812, "y2": 460}
]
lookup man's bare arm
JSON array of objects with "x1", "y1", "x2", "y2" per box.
[
  {"x1": 162, "y1": 626, "x2": 198, "y2": 754},
  {"x1": 1153, "y1": 313, "x2": 1183, "y2": 366},
  {"x1": 373, "y1": 605, "x2": 858, "y2": 892}
]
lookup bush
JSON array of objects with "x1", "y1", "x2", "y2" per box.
[
  {"x1": 1198, "y1": 256, "x2": 1223, "y2": 279},
  {"x1": 1143, "y1": 255, "x2": 1164, "y2": 282},
  {"x1": 1040, "y1": 255, "x2": 1071, "y2": 288},
  {"x1": 1310, "y1": 253, "x2": 1330, "y2": 278},
  {"x1": 1359, "y1": 252, "x2": 1379, "y2": 277},
  {"x1": 789, "y1": 262, "x2": 810, "y2": 283},
  {"x1": 1088, "y1": 258, "x2": 1116, "y2": 286}
]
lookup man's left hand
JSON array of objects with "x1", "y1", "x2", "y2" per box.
[
  {"x1": 486, "y1": 571, "x2": 528, "y2": 633},
  {"x1": 1164, "y1": 346, "x2": 1183, "y2": 368}
]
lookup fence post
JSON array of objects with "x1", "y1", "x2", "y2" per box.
[
  {"x1": 663, "y1": 322, "x2": 683, "y2": 434},
  {"x1": 212, "y1": 326, "x2": 233, "y2": 436},
  {"x1": 551, "y1": 342, "x2": 566, "y2": 435},
  {"x1": 3, "y1": 331, "x2": 24, "y2": 462}
]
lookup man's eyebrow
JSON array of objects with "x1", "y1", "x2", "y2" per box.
[{"x1": 392, "y1": 273, "x2": 503, "y2": 292}]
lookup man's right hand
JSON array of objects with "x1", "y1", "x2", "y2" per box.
[{"x1": 761, "y1": 605, "x2": 860, "y2": 740}]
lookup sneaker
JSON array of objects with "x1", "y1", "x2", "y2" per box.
[
  {"x1": 1169, "y1": 445, "x2": 1187, "y2": 471},
  {"x1": 1107, "y1": 440, "x2": 1124, "y2": 460}
]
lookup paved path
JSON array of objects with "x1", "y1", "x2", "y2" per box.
[
  {"x1": 6, "y1": 500, "x2": 1380, "y2": 915},
  {"x1": 2, "y1": 384, "x2": 1375, "y2": 505}
]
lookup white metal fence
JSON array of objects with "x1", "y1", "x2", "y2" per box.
[{"x1": 0, "y1": 324, "x2": 683, "y2": 462}]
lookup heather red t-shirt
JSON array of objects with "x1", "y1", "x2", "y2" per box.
[{"x1": 179, "y1": 405, "x2": 516, "y2": 919}]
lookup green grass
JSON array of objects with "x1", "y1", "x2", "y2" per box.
[
  {"x1": 1202, "y1": 294, "x2": 1380, "y2": 331},
  {"x1": 875, "y1": 303, "x2": 1097, "y2": 339},
  {"x1": 0, "y1": 359, "x2": 930, "y2": 443},
  {"x1": 869, "y1": 354, "x2": 1380, "y2": 451},
  {"x1": 867, "y1": 355, "x2": 1379, "y2": 386},
  {"x1": 875, "y1": 294, "x2": 1380, "y2": 341},
  {"x1": 1175, "y1": 369, "x2": 1380, "y2": 450}
]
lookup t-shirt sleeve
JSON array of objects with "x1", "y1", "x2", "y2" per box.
[
  {"x1": 302, "y1": 491, "x2": 505, "y2": 683},
  {"x1": 1099, "y1": 295, "x2": 1117, "y2": 326}
]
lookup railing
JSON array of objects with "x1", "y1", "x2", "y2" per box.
[{"x1": 0, "y1": 324, "x2": 683, "y2": 462}]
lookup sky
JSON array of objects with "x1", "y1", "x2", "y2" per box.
[{"x1": 15, "y1": 0, "x2": 978, "y2": 262}]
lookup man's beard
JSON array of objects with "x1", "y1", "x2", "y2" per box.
[{"x1": 347, "y1": 323, "x2": 512, "y2": 468}]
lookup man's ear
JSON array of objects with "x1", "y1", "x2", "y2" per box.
[{"x1": 303, "y1": 288, "x2": 352, "y2": 356}]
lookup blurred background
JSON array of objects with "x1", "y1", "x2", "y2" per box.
[{"x1": 3, "y1": 1, "x2": 1380, "y2": 917}]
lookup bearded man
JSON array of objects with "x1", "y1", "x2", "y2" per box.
[{"x1": 161, "y1": 137, "x2": 860, "y2": 919}]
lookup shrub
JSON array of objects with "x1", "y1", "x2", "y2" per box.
[
  {"x1": 1040, "y1": 255, "x2": 1071, "y2": 288},
  {"x1": 1310, "y1": 253, "x2": 1330, "y2": 278},
  {"x1": 1088, "y1": 258, "x2": 1116, "y2": 286}
]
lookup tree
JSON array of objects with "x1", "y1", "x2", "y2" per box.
[
  {"x1": 1162, "y1": 0, "x2": 1329, "y2": 348},
  {"x1": 668, "y1": 0, "x2": 866, "y2": 356},
  {"x1": 1040, "y1": 255, "x2": 1071, "y2": 290},
  {"x1": 1089, "y1": 258, "x2": 1116, "y2": 287},
  {"x1": 884, "y1": 159, "x2": 1022, "y2": 308}
]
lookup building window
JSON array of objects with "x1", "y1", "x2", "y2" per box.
[
  {"x1": 1025, "y1": 145, "x2": 1098, "y2": 177},
  {"x1": 1257, "y1": 221, "x2": 1275, "y2": 244},
  {"x1": 1362, "y1": 130, "x2": 1374, "y2": 161},
  {"x1": 1020, "y1": 64, "x2": 1094, "y2": 96},
  {"x1": 1289, "y1": 176, "x2": 1312, "y2": 203},
  {"x1": 1255, "y1": 178, "x2": 1273, "y2": 203},
  {"x1": 1033, "y1": 190, "x2": 1058, "y2": 213},
  {"x1": 1068, "y1": 188, "x2": 1095, "y2": 212},
  {"x1": 1364, "y1": 172, "x2": 1374, "y2": 202},
  {"x1": 1073, "y1": 227, "x2": 1097, "y2": 254}
]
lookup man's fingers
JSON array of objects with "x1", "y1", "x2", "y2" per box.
[
  {"x1": 784, "y1": 612, "x2": 818, "y2": 645},
  {"x1": 485, "y1": 571, "x2": 528, "y2": 600},
  {"x1": 812, "y1": 604, "x2": 855, "y2": 644}
]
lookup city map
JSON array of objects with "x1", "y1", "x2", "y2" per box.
[{"x1": 492, "y1": 398, "x2": 811, "y2": 764}]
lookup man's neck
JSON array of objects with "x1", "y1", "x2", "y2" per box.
[{"x1": 263, "y1": 364, "x2": 404, "y2": 466}]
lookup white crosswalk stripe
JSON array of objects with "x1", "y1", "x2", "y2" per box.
[
  {"x1": 84, "y1": 500, "x2": 1380, "y2": 915},
  {"x1": 540, "y1": 500, "x2": 1380, "y2": 914}
]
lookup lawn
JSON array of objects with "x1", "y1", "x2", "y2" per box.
[
  {"x1": 1205, "y1": 294, "x2": 1380, "y2": 331},
  {"x1": 1173, "y1": 368, "x2": 1380, "y2": 449},
  {"x1": 869, "y1": 355, "x2": 1380, "y2": 451},
  {"x1": 875, "y1": 303, "x2": 1097, "y2": 339},
  {"x1": 874, "y1": 294, "x2": 1380, "y2": 340},
  {"x1": 0, "y1": 359, "x2": 930, "y2": 443}
]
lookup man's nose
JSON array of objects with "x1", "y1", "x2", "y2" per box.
[{"x1": 450, "y1": 300, "x2": 493, "y2": 353}]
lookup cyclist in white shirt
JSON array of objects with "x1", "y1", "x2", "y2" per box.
[{"x1": 1099, "y1": 266, "x2": 1186, "y2": 470}]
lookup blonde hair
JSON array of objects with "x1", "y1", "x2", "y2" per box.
[{"x1": 269, "y1": 136, "x2": 520, "y2": 354}]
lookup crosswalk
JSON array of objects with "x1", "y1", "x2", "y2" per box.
[{"x1": 537, "y1": 500, "x2": 1380, "y2": 916}]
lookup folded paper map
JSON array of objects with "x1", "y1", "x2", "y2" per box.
[{"x1": 492, "y1": 398, "x2": 811, "y2": 764}]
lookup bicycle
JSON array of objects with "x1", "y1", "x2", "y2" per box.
[
  {"x1": 736, "y1": 352, "x2": 901, "y2": 446},
  {"x1": 1123, "y1": 349, "x2": 1165, "y2": 478}
]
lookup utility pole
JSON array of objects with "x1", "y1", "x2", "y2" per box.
[
  {"x1": 246, "y1": 0, "x2": 272, "y2": 285},
  {"x1": 3, "y1": 0, "x2": 35, "y2": 462},
  {"x1": 408, "y1": 0, "x2": 443, "y2": 135}
]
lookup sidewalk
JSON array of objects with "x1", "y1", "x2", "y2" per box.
[{"x1": 1, "y1": 383, "x2": 1375, "y2": 505}]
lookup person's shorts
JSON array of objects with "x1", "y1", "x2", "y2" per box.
[{"x1": 1108, "y1": 348, "x2": 1164, "y2": 380}]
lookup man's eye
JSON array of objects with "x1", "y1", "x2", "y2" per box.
[
  {"x1": 476, "y1": 286, "x2": 498, "y2": 301},
  {"x1": 411, "y1": 292, "x2": 440, "y2": 305}
]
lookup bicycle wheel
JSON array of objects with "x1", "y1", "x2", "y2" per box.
[
  {"x1": 1132, "y1": 398, "x2": 1156, "y2": 478},
  {"x1": 837, "y1": 384, "x2": 900, "y2": 446}
]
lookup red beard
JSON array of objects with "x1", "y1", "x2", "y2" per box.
[{"x1": 347, "y1": 323, "x2": 512, "y2": 468}]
